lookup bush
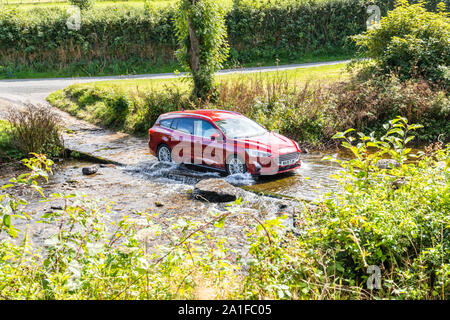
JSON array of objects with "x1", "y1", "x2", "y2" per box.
[
  {"x1": 0, "y1": 155, "x2": 240, "y2": 299},
  {"x1": 0, "y1": 120, "x2": 23, "y2": 161},
  {"x1": 6, "y1": 104, "x2": 64, "y2": 158},
  {"x1": 310, "y1": 119, "x2": 450, "y2": 299},
  {"x1": 0, "y1": 0, "x2": 403, "y2": 77},
  {"x1": 70, "y1": 0, "x2": 95, "y2": 11},
  {"x1": 326, "y1": 75, "x2": 450, "y2": 142},
  {"x1": 215, "y1": 72, "x2": 449, "y2": 147},
  {"x1": 240, "y1": 119, "x2": 449, "y2": 299},
  {"x1": 47, "y1": 84, "x2": 190, "y2": 134},
  {"x1": 353, "y1": 0, "x2": 450, "y2": 86}
]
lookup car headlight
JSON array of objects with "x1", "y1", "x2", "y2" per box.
[{"x1": 246, "y1": 149, "x2": 272, "y2": 158}]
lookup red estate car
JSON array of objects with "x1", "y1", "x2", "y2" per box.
[{"x1": 148, "y1": 109, "x2": 301, "y2": 175}]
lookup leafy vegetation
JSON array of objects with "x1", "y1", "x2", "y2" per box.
[
  {"x1": 0, "y1": 119, "x2": 448, "y2": 299},
  {"x1": 70, "y1": 0, "x2": 95, "y2": 10},
  {"x1": 354, "y1": 0, "x2": 450, "y2": 86},
  {"x1": 0, "y1": 120, "x2": 23, "y2": 161},
  {"x1": 0, "y1": 0, "x2": 396, "y2": 78},
  {"x1": 174, "y1": 0, "x2": 230, "y2": 101},
  {"x1": 4, "y1": 104, "x2": 64, "y2": 159}
]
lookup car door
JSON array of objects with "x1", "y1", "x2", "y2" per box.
[
  {"x1": 170, "y1": 117, "x2": 195, "y2": 164},
  {"x1": 194, "y1": 119, "x2": 226, "y2": 170}
]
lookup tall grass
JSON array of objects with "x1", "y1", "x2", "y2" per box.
[{"x1": 6, "y1": 104, "x2": 65, "y2": 157}]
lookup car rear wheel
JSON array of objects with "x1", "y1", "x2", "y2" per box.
[
  {"x1": 157, "y1": 144, "x2": 172, "y2": 163},
  {"x1": 226, "y1": 155, "x2": 247, "y2": 175}
]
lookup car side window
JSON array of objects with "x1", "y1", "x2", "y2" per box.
[
  {"x1": 194, "y1": 120, "x2": 220, "y2": 138},
  {"x1": 159, "y1": 119, "x2": 172, "y2": 128},
  {"x1": 170, "y1": 118, "x2": 179, "y2": 130},
  {"x1": 176, "y1": 118, "x2": 195, "y2": 135}
]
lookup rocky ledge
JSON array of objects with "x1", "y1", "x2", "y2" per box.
[{"x1": 193, "y1": 178, "x2": 238, "y2": 203}]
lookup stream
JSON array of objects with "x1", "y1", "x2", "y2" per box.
[{"x1": 1, "y1": 99, "x2": 346, "y2": 253}]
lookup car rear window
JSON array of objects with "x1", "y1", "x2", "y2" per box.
[
  {"x1": 176, "y1": 118, "x2": 195, "y2": 135},
  {"x1": 159, "y1": 119, "x2": 173, "y2": 128}
]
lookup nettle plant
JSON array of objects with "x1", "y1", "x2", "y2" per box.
[
  {"x1": 325, "y1": 116, "x2": 424, "y2": 187},
  {"x1": 0, "y1": 156, "x2": 242, "y2": 299},
  {"x1": 314, "y1": 117, "x2": 449, "y2": 299},
  {"x1": 0, "y1": 154, "x2": 53, "y2": 238}
]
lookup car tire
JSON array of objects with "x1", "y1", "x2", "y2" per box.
[
  {"x1": 226, "y1": 154, "x2": 247, "y2": 175},
  {"x1": 157, "y1": 144, "x2": 172, "y2": 163}
]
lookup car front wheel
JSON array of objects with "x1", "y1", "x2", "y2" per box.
[
  {"x1": 157, "y1": 144, "x2": 172, "y2": 163},
  {"x1": 226, "y1": 155, "x2": 247, "y2": 175}
]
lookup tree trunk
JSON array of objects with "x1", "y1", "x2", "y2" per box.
[
  {"x1": 187, "y1": 18, "x2": 200, "y2": 75},
  {"x1": 187, "y1": 0, "x2": 200, "y2": 75}
]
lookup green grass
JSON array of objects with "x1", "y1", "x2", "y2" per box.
[
  {"x1": 0, "y1": 52, "x2": 352, "y2": 80},
  {"x1": 84, "y1": 63, "x2": 347, "y2": 92},
  {"x1": 0, "y1": 120, "x2": 23, "y2": 160},
  {"x1": 0, "y1": 61, "x2": 180, "y2": 80},
  {"x1": 50, "y1": 63, "x2": 347, "y2": 102}
]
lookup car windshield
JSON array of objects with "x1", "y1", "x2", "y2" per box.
[{"x1": 215, "y1": 117, "x2": 267, "y2": 139}]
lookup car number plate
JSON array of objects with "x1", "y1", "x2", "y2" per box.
[{"x1": 280, "y1": 159, "x2": 296, "y2": 166}]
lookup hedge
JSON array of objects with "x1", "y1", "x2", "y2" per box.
[{"x1": 0, "y1": 0, "x2": 448, "y2": 75}]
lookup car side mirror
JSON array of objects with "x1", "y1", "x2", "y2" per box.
[{"x1": 210, "y1": 133, "x2": 223, "y2": 142}]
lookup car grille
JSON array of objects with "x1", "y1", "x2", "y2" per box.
[{"x1": 276, "y1": 152, "x2": 300, "y2": 166}]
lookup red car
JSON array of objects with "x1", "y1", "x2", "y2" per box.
[{"x1": 148, "y1": 109, "x2": 301, "y2": 176}]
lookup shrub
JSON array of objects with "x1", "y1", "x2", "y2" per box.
[
  {"x1": 6, "y1": 104, "x2": 64, "y2": 158},
  {"x1": 47, "y1": 84, "x2": 190, "y2": 134},
  {"x1": 240, "y1": 119, "x2": 449, "y2": 299},
  {"x1": 312, "y1": 118, "x2": 450, "y2": 299},
  {"x1": 0, "y1": 120, "x2": 23, "y2": 161},
  {"x1": 326, "y1": 75, "x2": 450, "y2": 142},
  {"x1": 0, "y1": 155, "x2": 240, "y2": 299},
  {"x1": 353, "y1": 0, "x2": 450, "y2": 86},
  {"x1": 215, "y1": 72, "x2": 449, "y2": 147},
  {"x1": 0, "y1": 0, "x2": 403, "y2": 77},
  {"x1": 70, "y1": 0, "x2": 95, "y2": 11}
]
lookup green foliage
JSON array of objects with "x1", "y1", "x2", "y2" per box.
[
  {"x1": 0, "y1": 156, "x2": 240, "y2": 299},
  {"x1": 0, "y1": 0, "x2": 407, "y2": 78},
  {"x1": 0, "y1": 154, "x2": 53, "y2": 238},
  {"x1": 6, "y1": 104, "x2": 65, "y2": 158},
  {"x1": 70, "y1": 0, "x2": 95, "y2": 10},
  {"x1": 1, "y1": 123, "x2": 449, "y2": 299},
  {"x1": 314, "y1": 118, "x2": 449, "y2": 298},
  {"x1": 47, "y1": 83, "x2": 190, "y2": 134},
  {"x1": 174, "y1": 0, "x2": 230, "y2": 101},
  {"x1": 240, "y1": 119, "x2": 449, "y2": 299},
  {"x1": 0, "y1": 120, "x2": 23, "y2": 161},
  {"x1": 354, "y1": 0, "x2": 450, "y2": 86}
]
